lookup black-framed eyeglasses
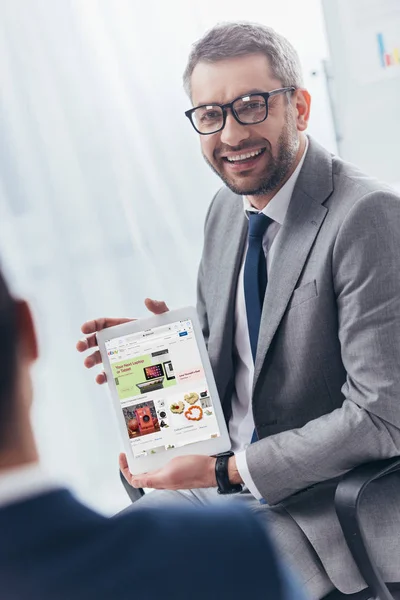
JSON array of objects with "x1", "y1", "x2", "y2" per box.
[{"x1": 185, "y1": 87, "x2": 295, "y2": 135}]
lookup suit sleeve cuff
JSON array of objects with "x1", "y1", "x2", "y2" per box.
[{"x1": 235, "y1": 450, "x2": 263, "y2": 500}]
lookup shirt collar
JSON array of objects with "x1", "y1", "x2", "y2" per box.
[
  {"x1": 243, "y1": 136, "x2": 309, "y2": 225},
  {"x1": 0, "y1": 462, "x2": 61, "y2": 509}
]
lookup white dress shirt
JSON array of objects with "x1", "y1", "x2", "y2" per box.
[
  {"x1": 0, "y1": 462, "x2": 59, "y2": 509},
  {"x1": 231, "y1": 139, "x2": 309, "y2": 499}
]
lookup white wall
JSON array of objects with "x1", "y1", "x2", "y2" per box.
[
  {"x1": 322, "y1": 0, "x2": 400, "y2": 185},
  {"x1": 0, "y1": 0, "x2": 337, "y2": 513}
]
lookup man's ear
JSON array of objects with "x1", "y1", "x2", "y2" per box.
[
  {"x1": 294, "y1": 89, "x2": 311, "y2": 132},
  {"x1": 15, "y1": 300, "x2": 38, "y2": 364}
]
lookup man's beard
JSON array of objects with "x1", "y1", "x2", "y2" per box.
[{"x1": 203, "y1": 116, "x2": 299, "y2": 196}]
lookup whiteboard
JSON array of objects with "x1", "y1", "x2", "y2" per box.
[{"x1": 321, "y1": 0, "x2": 400, "y2": 184}]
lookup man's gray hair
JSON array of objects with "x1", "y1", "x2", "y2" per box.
[{"x1": 183, "y1": 21, "x2": 303, "y2": 99}]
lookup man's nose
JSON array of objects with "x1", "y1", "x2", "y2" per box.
[{"x1": 220, "y1": 111, "x2": 251, "y2": 147}]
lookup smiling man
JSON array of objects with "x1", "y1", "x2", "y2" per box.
[
  {"x1": 78, "y1": 22, "x2": 400, "y2": 599},
  {"x1": 186, "y1": 53, "x2": 305, "y2": 200}
]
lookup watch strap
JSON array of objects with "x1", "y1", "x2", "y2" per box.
[{"x1": 215, "y1": 452, "x2": 243, "y2": 495}]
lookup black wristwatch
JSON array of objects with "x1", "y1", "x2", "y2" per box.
[{"x1": 215, "y1": 451, "x2": 243, "y2": 495}]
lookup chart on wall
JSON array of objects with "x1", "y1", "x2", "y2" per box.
[
  {"x1": 322, "y1": 0, "x2": 400, "y2": 184},
  {"x1": 337, "y1": 0, "x2": 400, "y2": 85}
]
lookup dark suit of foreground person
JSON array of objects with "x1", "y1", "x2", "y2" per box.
[{"x1": 0, "y1": 270, "x2": 300, "y2": 600}]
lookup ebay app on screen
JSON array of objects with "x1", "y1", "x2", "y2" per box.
[{"x1": 105, "y1": 320, "x2": 221, "y2": 458}]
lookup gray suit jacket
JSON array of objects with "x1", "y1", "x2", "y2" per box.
[{"x1": 197, "y1": 137, "x2": 400, "y2": 593}]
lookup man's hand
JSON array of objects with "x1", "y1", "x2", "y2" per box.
[
  {"x1": 119, "y1": 453, "x2": 218, "y2": 490},
  {"x1": 119, "y1": 453, "x2": 243, "y2": 490},
  {"x1": 76, "y1": 298, "x2": 169, "y2": 384}
]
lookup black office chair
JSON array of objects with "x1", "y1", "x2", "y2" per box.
[
  {"x1": 325, "y1": 456, "x2": 400, "y2": 600},
  {"x1": 120, "y1": 457, "x2": 400, "y2": 600}
]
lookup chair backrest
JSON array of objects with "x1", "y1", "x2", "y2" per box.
[
  {"x1": 335, "y1": 458, "x2": 400, "y2": 600},
  {"x1": 324, "y1": 583, "x2": 400, "y2": 600}
]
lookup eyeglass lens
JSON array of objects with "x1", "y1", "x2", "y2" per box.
[{"x1": 192, "y1": 94, "x2": 267, "y2": 134}]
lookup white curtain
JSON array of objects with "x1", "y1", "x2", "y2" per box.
[{"x1": 0, "y1": 0, "x2": 336, "y2": 514}]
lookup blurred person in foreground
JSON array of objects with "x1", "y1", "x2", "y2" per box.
[
  {"x1": 78, "y1": 22, "x2": 400, "y2": 599},
  {"x1": 0, "y1": 267, "x2": 304, "y2": 600}
]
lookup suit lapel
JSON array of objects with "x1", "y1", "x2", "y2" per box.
[
  {"x1": 253, "y1": 138, "x2": 333, "y2": 387},
  {"x1": 216, "y1": 201, "x2": 247, "y2": 324},
  {"x1": 212, "y1": 196, "x2": 247, "y2": 348},
  {"x1": 211, "y1": 196, "x2": 247, "y2": 400}
]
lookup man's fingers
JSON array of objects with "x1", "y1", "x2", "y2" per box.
[
  {"x1": 119, "y1": 452, "x2": 128, "y2": 471},
  {"x1": 78, "y1": 318, "x2": 133, "y2": 355},
  {"x1": 131, "y1": 467, "x2": 165, "y2": 489},
  {"x1": 78, "y1": 310, "x2": 167, "y2": 389},
  {"x1": 83, "y1": 350, "x2": 102, "y2": 369},
  {"x1": 144, "y1": 298, "x2": 169, "y2": 314},
  {"x1": 81, "y1": 317, "x2": 132, "y2": 335},
  {"x1": 81, "y1": 318, "x2": 108, "y2": 335},
  {"x1": 119, "y1": 453, "x2": 162, "y2": 489},
  {"x1": 78, "y1": 311, "x2": 162, "y2": 353},
  {"x1": 119, "y1": 453, "x2": 133, "y2": 484},
  {"x1": 95, "y1": 371, "x2": 107, "y2": 385},
  {"x1": 133, "y1": 472, "x2": 166, "y2": 489},
  {"x1": 76, "y1": 333, "x2": 98, "y2": 352}
]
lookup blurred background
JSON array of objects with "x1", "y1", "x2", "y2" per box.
[{"x1": 0, "y1": 0, "x2": 398, "y2": 514}]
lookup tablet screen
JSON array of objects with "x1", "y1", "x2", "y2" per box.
[{"x1": 105, "y1": 318, "x2": 221, "y2": 458}]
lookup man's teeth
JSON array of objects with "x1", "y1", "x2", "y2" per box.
[{"x1": 226, "y1": 149, "x2": 263, "y2": 162}]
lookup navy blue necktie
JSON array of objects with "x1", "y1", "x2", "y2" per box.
[
  {"x1": 244, "y1": 212, "x2": 272, "y2": 362},
  {"x1": 244, "y1": 212, "x2": 272, "y2": 448}
]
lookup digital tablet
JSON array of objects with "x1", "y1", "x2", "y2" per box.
[{"x1": 97, "y1": 306, "x2": 231, "y2": 474}]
